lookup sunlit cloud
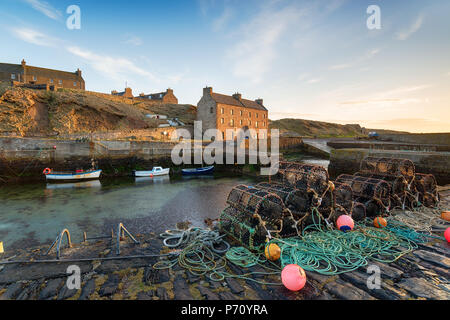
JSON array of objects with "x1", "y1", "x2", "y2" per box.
[
  {"x1": 395, "y1": 15, "x2": 424, "y2": 40},
  {"x1": 66, "y1": 46, "x2": 160, "y2": 82},
  {"x1": 11, "y1": 27, "x2": 58, "y2": 46},
  {"x1": 329, "y1": 48, "x2": 380, "y2": 70},
  {"x1": 24, "y1": 0, "x2": 62, "y2": 21},
  {"x1": 307, "y1": 78, "x2": 321, "y2": 84}
]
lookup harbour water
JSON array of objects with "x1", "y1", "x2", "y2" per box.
[
  {"x1": 0, "y1": 159, "x2": 330, "y2": 252},
  {"x1": 0, "y1": 175, "x2": 257, "y2": 250}
]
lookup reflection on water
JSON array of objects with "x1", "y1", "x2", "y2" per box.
[{"x1": 0, "y1": 175, "x2": 256, "y2": 250}]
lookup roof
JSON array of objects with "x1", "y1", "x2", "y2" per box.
[
  {"x1": 25, "y1": 66, "x2": 82, "y2": 81},
  {"x1": 0, "y1": 63, "x2": 23, "y2": 73},
  {"x1": 0, "y1": 62, "x2": 83, "y2": 81},
  {"x1": 139, "y1": 92, "x2": 167, "y2": 100},
  {"x1": 210, "y1": 92, "x2": 267, "y2": 111}
]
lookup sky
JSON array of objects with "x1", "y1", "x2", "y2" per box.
[{"x1": 0, "y1": 0, "x2": 449, "y2": 133}]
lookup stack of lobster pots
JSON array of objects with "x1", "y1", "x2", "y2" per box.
[
  {"x1": 335, "y1": 157, "x2": 439, "y2": 217},
  {"x1": 219, "y1": 161, "x2": 367, "y2": 251}
]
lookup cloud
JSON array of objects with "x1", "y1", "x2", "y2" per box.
[
  {"x1": 198, "y1": 0, "x2": 216, "y2": 16},
  {"x1": 329, "y1": 48, "x2": 380, "y2": 70},
  {"x1": 24, "y1": 0, "x2": 62, "y2": 20},
  {"x1": 124, "y1": 36, "x2": 143, "y2": 46},
  {"x1": 307, "y1": 78, "x2": 321, "y2": 84},
  {"x1": 213, "y1": 7, "x2": 233, "y2": 31},
  {"x1": 11, "y1": 27, "x2": 58, "y2": 46},
  {"x1": 66, "y1": 46, "x2": 159, "y2": 82},
  {"x1": 395, "y1": 15, "x2": 424, "y2": 40},
  {"x1": 228, "y1": 3, "x2": 305, "y2": 83}
]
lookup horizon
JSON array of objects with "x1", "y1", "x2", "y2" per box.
[{"x1": 1, "y1": 0, "x2": 449, "y2": 133}]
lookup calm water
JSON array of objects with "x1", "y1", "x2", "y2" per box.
[{"x1": 0, "y1": 175, "x2": 257, "y2": 250}]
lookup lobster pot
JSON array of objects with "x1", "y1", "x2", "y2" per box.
[
  {"x1": 336, "y1": 174, "x2": 391, "y2": 208},
  {"x1": 360, "y1": 157, "x2": 415, "y2": 184},
  {"x1": 333, "y1": 182, "x2": 353, "y2": 216},
  {"x1": 256, "y1": 182, "x2": 312, "y2": 216},
  {"x1": 354, "y1": 197, "x2": 382, "y2": 217},
  {"x1": 351, "y1": 202, "x2": 367, "y2": 221},
  {"x1": 355, "y1": 172, "x2": 407, "y2": 196},
  {"x1": 278, "y1": 162, "x2": 330, "y2": 195},
  {"x1": 414, "y1": 173, "x2": 439, "y2": 207},
  {"x1": 226, "y1": 185, "x2": 285, "y2": 231},
  {"x1": 219, "y1": 206, "x2": 267, "y2": 252}
]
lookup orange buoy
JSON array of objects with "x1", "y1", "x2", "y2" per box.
[
  {"x1": 441, "y1": 211, "x2": 450, "y2": 222},
  {"x1": 374, "y1": 217, "x2": 387, "y2": 228},
  {"x1": 43, "y1": 168, "x2": 52, "y2": 175},
  {"x1": 265, "y1": 243, "x2": 281, "y2": 261}
]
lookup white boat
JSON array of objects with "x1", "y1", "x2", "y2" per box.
[
  {"x1": 44, "y1": 169, "x2": 102, "y2": 181},
  {"x1": 134, "y1": 167, "x2": 170, "y2": 177}
]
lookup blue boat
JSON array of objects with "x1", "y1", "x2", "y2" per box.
[{"x1": 181, "y1": 166, "x2": 215, "y2": 176}]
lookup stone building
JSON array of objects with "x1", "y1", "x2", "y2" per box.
[
  {"x1": 197, "y1": 87, "x2": 268, "y2": 140},
  {"x1": 111, "y1": 87, "x2": 133, "y2": 98},
  {"x1": 136, "y1": 88, "x2": 178, "y2": 104},
  {"x1": 0, "y1": 59, "x2": 85, "y2": 90}
]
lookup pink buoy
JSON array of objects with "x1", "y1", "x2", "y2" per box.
[
  {"x1": 281, "y1": 264, "x2": 306, "y2": 291},
  {"x1": 445, "y1": 228, "x2": 450, "y2": 243},
  {"x1": 336, "y1": 215, "x2": 354, "y2": 232}
]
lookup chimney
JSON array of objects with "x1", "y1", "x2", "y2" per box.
[
  {"x1": 125, "y1": 87, "x2": 133, "y2": 98},
  {"x1": 139, "y1": 93, "x2": 145, "y2": 97},
  {"x1": 76, "y1": 68, "x2": 82, "y2": 77},
  {"x1": 21, "y1": 59, "x2": 26, "y2": 67},
  {"x1": 232, "y1": 93, "x2": 242, "y2": 100},
  {"x1": 166, "y1": 88, "x2": 173, "y2": 95},
  {"x1": 111, "y1": 90, "x2": 118, "y2": 95},
  {"x1": 203, "y1": 86, "x2": 212, "y2": 96},
  {"x1": 255, "y1": 98, "x2": 263, "y2": 105}
]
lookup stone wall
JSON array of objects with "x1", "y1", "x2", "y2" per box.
[
  {"x1": 378, "y1": 133, "x2": 450, "y2": 146},
  {"x1": 328, "y1": 148, "x2": 450, "y2": 185}
]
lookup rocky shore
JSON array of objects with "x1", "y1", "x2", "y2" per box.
[{"x1": 0, "y1": 190, "x2": 449, "y2": 301}]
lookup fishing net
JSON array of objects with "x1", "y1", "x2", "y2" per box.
[{"x1": 278, "y1": 161, "x2": 330, "y2": 195}]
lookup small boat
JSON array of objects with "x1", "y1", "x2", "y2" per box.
[
  {"x1": 134, "y1": 167, "x2": 170, "y2": 177},
  {"x1": 44, "y1": 168, "x2": 102, "y2": 181},
  {"x1": 181, "y1": 165, "x2": 215, "y2": 176}
]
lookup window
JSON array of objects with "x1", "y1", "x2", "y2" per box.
[
  {"x1": 263, "y1": 122, "x2": 266, "y2": 127},
  {"x1": 230, "y1": 119, "x2": 234, "y2": 126},
  {"x1": 240, "y1": 120, "x2": 242, "y2": 125},
  {"x1": 221, "y1": 118, "x2": 224, "y2": 124},
  {"x1": 74, "y1": 81, "x2": 77, "y2": 86},
  {"x1": 240, "y1": 110, "x2": 243, "y2": 116},
  {"x1": 221, "y1": 108, "x2": 224, "y2": 114},
  {"x1": 263, "y1": 114, "x2": 266, "y2": 119},
  {"x1": 255, "y1": 121, "x2": 258, "y2": 128},
  {"x1": 256, "y1": 113, "x2": 259, "y2": 118},
  {"x1": 59, "y1": 80, "x2": 62, "y2": 85},
  {"x1": 50, "y1": 79, "x2": 53, "y2": 84},
  {"x1": 210, "y1": 107, "x2": 213, "y2": 114},
  {"x1": 249, "y1": 120, "x2": 252, "y2": 125},
  {"x1": 33, "y1": 76, "x2": 37, "y2": 81},
  {"x1": 249, "y1": 112, "x2": 252, "y2": 118},
  {"x1": 230, "y1": 109, "x2": 234, "y2": 115},
  {"x1": 11, "y1": 74, "x2": 15, "y2": 80}
]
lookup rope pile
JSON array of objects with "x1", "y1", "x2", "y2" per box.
[{"x1": 154, "y1": 227, "x2": 281, "y2": 284}]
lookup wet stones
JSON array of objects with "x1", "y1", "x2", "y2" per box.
[
  {"x1": 156, "y1": 287, "x2": 169, "y2": 300},
  {"x1": 99, "y1": 274, "x2": 120, "y2": 297},
  {"x1": 78, "y1": 279, "x2": 96, "y2": 300},
  {"x1": 144, "y1": 267, "x2": 170, "y2": 285},
  {"x1": 225, "y1": 278, "x2": 244, "y2": 294},
  {"x1": 38, "y1": 278, "x2": 64, "y2": 300},
  {"x1": 398, "y1": 278, "x2": 450, "y2": 300},
  {"x1": 173, "y1": 274, "x2": 193, "y2": 300},
  {"x1": 0, "y1": 282, "x2": 25, "y2": 300},
  {"x1": 197, "y1": 286, "x2": 219, "y2": 300}
]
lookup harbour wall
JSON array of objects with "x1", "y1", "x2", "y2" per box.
[{"x1": 328, "y1": 148, "x2": 450, "y2": 185}]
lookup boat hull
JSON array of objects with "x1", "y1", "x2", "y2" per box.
[
  {"x1": 134, "y1": 168, "x2": 170, "y2": 177},
  {"x1": 181, "y1": 166, "x2": 215, "y2": 176},
  {"x1": 45, "y1": 170, "x2": 102, "y2": 181}
]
